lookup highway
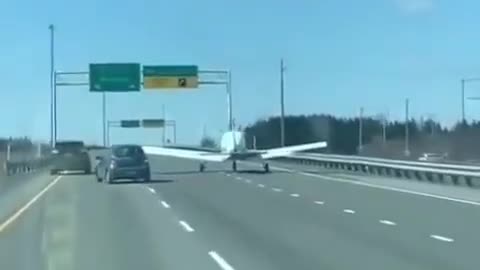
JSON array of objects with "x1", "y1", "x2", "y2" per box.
[{"x1": 0, "y1": 155, "x2": 479, "y2": 270}]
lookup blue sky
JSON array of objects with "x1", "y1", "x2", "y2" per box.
[{"x1": 1, "y1": 0, "x2": 480, "y2": 145}]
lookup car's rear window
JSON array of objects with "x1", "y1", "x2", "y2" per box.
[
  {"x1": 56, "y1": 142, "x2": 85, "y2": 153},
  {"x1": 113, "y1": 146, "x2": 144, "y2": 158}
]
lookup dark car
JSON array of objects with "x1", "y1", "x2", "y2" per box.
[
  {"x1": 95, "y1": 144, "x2": 150, "y2": 183},
  {"x1": 51, "y1": 141, "x2": 91, "y2": 175}
]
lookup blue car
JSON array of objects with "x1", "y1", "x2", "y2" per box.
[{"x1": 95, "y1": 144, "x2": 150, "y2": 183}]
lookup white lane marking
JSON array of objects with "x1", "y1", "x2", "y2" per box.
[
  {"x1": 208, "y1": 251, "x2": 235, "y2": 270},
  {"x1": 178, "y1": 221, "x2": 195, "y2": 232},
  {"x1": 290, "y1": 193, "x2": 300, "y2": 197},
  {"x1": 343, "y1": 209, "x2": 355, "y2": 214},
  {"x1": 226, "y1": 173, "x2": 231, "y2": 177},
  {"x1": 272, "y1": 188, "x2": 283, "y2": 192},
  {"x1": 247, "y1": 162, "x2": 480, "y2": 207},
  {"x1": 289, "y1": 168, "x2": 480, "y2": 207},
  {"x1": 314, "y1": 201, "x2": 325, "y2": 205},
  {"x1": 245, "y1": 179, "x2": 252, "y2": 184},
  {"x1": 379, "y1": 220, "x2": 397, "y2": 226},
  {"x1": 430, "y1": 235, "x2": 454, "y2": 242},
  {"x1": 235, "y1": 177, "x2": 243, "y2": 181},
  {"x1": 148, "y1": 187, "x2": 156, "y2": 194},
  {"x1": 258, "y1": 184, "x2": 265, "y2": 188},
  {"x1": 0, "y1": 176, "x2": 63, "y2": 233},
  {"x1": 160, "y1": 201, "x2": 171, "y2": 209}
]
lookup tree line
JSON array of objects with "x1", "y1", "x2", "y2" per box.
[{"x1": 243, "y1": 115, "x2": 480, "y2": 161}]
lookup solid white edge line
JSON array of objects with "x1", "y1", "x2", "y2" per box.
[
  {"x1": 208, "y1": 251, "x2": 235, "y2": 270},
  {"x1": 0, "y1": 176, "x2": 62, "y2": 232},
  {"x1": 379, "y1": 220, "x2": 396, "y2": 226},
  {"x1": 148, "y1": 187, "x2": 156, "y2": 194},
  {"x1": 178, "y1": 220, "x2": 195, "y2": 232},
  {"x1": 430, "y1": 234, "x2": 454, "y2": 242},
  {"x1": 343, "y1": 209, "x2": 355, "y2": 214},
  {"x1": 314, "y1": 201, "x2": 325, "y2": 205},
  {"x1": 160, "y1": 201, "x2": 171, "y2": 209},
  {"x1": 290, "y1": 193, "x2": 300, "y2": 197},
  {"x1": 269, "y1": 165, "x2": 480, "y2": 207}
]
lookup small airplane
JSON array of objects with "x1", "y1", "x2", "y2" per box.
[{"x1": 143, "y1": 130, "x2": 327, "y2": 173}]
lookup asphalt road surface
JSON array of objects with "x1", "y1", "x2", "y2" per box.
[{"x1": 1, "y1": 155, "x2": 480, "y2": 270}]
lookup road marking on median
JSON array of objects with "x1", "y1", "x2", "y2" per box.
[
  {"x1": 379, "y1": 220, "x2": 396, "y2": 226},
  {"x1": 178, "y1": 221, "x2": 195, "y2": 232},
  {"x1": 147, "y1": 187, "x2": 156, "y2": 194},
  {"x1": 430, "y1": 234, "x2": 454, "y2": 243},
  {"x1": 272, "y1": 188, "x2": 283, "y2": 192},
  {"x1": 160, "y1": 201, "x2": 171, "y2": 209},
  {"x1": 290, "y1": 193, "x2": 300, "y2": 198},
  {"x1": 0, "y1": 175, "x2": 62, "y2": 233},
  {"x1": 343, "y1": 209, "x2": 355, "y2": 214},
  {"x1": 208, "y1": 251, "x2": 235, "y2": 270}
]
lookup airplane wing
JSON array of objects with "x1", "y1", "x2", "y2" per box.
[
  {"x1": 260, "y1": 141, "x2": 327, "y2": 159},
  {"x1": 162, "y1": 144, "x2": 221, "y2": 153},
  {"x1": 142, "y1": 146, "x2": 230, "y2": 162}
]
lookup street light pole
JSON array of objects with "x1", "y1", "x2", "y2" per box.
[
  {"x1": 227, "y1": 71, "x2": 233, "y2": 131},
  {"x1": 280, "y1": 59, "x2": 286, "y2": 147},
  {"x1": 106, "y1": 120, "x2": 111, "y2": 147},
  {"x1": 162, "y1": 104, "x2": 166, "y2": 146},
  {"x1": 49, "y1": 24, "x2": 55, "y2": 147},
  {"x1": 102, "y1": 92, "x2": 107, "y2": 147},
  {"x1": 461, "y1": 78, "x2": 480, "y2": 124}
]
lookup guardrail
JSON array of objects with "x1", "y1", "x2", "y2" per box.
[
  {"x1": 3, "y1": 157, "x2": 53, "y2": 176},
  {"x1": 279, "y1": 153, "x2": 480, "y2": 188}
]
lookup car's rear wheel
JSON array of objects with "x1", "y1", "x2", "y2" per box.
[
  {"x1": 104, "y1": 171, "x2": 112, "y2": 184},
  {"x1": 96, "y1": 172, "x2": 102, "y2": 182}
]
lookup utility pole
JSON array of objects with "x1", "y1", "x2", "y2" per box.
[
  {"x1": 405, "y1": 98, "x2": 410, "y2": 157},
  {"x1": 382, "y1": 116, "x2": 387, "y2": 147},
  {"x1": 280, "y1": 59, "x2": 286, "y2": 147},
  {"x1": 49, "y1": 24, "x2": 55, "y2": 148},
  {"x1": 358, "y1": 107, "x2": 364, "y2": 153},
  {"x1": 461, "y1": 79, "x2": 465, "y2": 123}
]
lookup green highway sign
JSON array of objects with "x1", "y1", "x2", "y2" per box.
[
  {"x1": 89, "y1": 63, "x2": 141, "y2": 92},
  {"x1": 120, "y1": 120, "x2": 141, "y2": 128},
  {"x1": 143, "y1": 65, "x2": 198, "y2": 89},
  {"x1": 142, "y1": 119, "x2": 165, "y2": 128}
]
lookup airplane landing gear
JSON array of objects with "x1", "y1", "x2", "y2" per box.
[
  {"x1": 264, "y1": 162, "x2": 270, "y2": 173},
  {"x1": 199, "y1": 163, "x2": 206, "y2": 172},
  {"x1": 232, "y1": 161, "x2": 237, "y2": 172}
]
